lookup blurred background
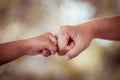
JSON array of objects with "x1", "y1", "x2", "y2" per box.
[{"x1": 0, "y1": 0, "x2": 120, "y2": 80}]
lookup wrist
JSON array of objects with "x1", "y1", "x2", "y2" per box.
[
  {"x1": 17, "y1": 39, "x2": 32, "y2": 56},
  {"x1": 76, "y1": 21, "x2": 97, "y2": 39}
]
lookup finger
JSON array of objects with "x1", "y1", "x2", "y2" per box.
[
  {"x1": 57, "y1": 32, "x2": 69, "y2": 51},
  {"x1": 65, "y1": 41, "x2": 75, "y2": 50},
  {"x1": 56, "y1": 32, "x2": 69, "y2": 56},
  {"x1": 49, "y1": 33, "x2": 57, "y2": 45},
  {"x1": 44, "y1": 41, "x2": 57, "y2": 55},
  {"x1": 57, "y1": 42, "x2": 74, "y2": 56},
  {"x1": 57, "y1": 49, "x2": 67, "y2": 56},
  {"x1": 42, "y1": 49, "x2": 51, "y2": 57},
  {"x1": 57, "y1": 42, "x2": 70, "y2": 56},
  {"x1": 64, "y1": 40, "x2": 82, "y2": 60},
  {"x1": 55, "y1": 26, "x2": 70, "y2": 55},
  {"x1": 69, "y1": 41, "x2": 75, "y2": 48}
]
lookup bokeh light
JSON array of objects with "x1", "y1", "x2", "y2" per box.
[{"x1": 0, "y1": 0, "x2": 120, "y2": 80}]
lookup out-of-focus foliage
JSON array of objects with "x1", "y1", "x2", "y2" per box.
[{"x1": 0, "y1": 0, "x2": 120, "y2": 80}]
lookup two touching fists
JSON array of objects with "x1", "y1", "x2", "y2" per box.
[{"x1": 25, "y1": 25, "x2": 93, "y2": 60}]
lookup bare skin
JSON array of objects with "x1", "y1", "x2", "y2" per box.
[
  {"x1": 0, "y1": 32, "x2": 57, "y2": 65},
  {"x1": 0, "y1": 16, "x2": 120, "y2": 66},
  {"x1": 55, "y1": 16, "x2": 120, "y2": 60}
]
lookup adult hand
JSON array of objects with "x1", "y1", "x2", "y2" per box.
[{"x1": 55, "y1": 25, "x2": 94, "y2": 60}]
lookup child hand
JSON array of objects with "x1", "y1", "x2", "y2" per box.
[{"x1": 24, "y1": 32, "x2": 57, "y2": 57}]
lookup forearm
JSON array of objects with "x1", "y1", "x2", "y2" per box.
[
  {"x1": 79, "y1": 16, "x2": 120, "y2": 41},
  {"x1": 0, "y1": 40, "x2": 27, "y2": 65}
]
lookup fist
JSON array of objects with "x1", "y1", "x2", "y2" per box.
[
  {"x1": 24, "y1": 32, "x2": 57, "y2": 57},
  {"x1": 55, "y1": 25, "x2": 93, "y2": 60}
]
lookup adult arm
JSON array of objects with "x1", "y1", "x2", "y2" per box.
[{"x1": 56, "y1": 16, "x2": 120, "y2": 60}]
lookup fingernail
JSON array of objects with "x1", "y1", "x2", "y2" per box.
[{"x1": 64, "y1": 56, "x2": 70, "y2": 60}]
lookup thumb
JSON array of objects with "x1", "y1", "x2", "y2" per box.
[{"x1": 64, "y1": 40, "x2": 83, "y2": 60}]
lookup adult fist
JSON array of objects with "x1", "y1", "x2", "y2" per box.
[{"x1": 55, "y1": 25, "x2": 93, "y2": 60}]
